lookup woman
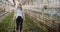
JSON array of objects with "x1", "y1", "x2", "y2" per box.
[{"x1": 14, "y1": 3, "x2": 25, "y2": 32}]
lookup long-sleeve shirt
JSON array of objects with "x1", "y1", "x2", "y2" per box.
[{"x1": 14, "y1": 8, "x2": 25, "y2": 19}]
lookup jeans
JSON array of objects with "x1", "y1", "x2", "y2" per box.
[{"x1": 16, "y1": 16, "x2": 23, "y2": 32}]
